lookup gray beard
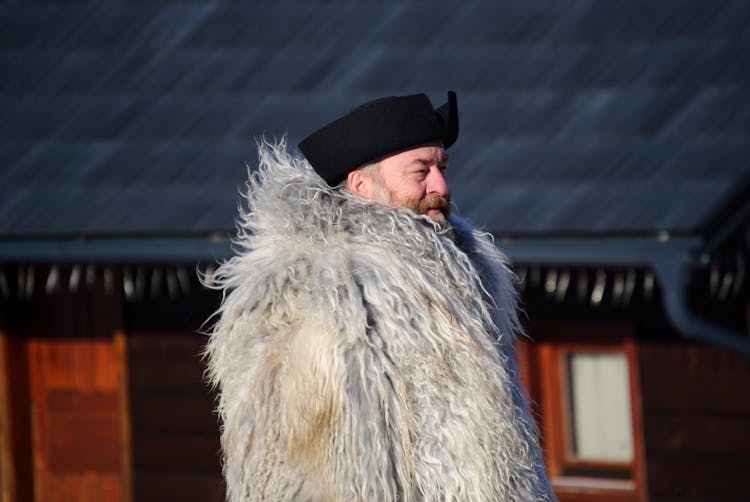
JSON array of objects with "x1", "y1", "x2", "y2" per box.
[{"x1": 369, "y1": 183, "x2": 454, "y2": 239}]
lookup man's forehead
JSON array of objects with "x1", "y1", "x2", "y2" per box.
[{"x1": 385, "y1": 141, "x2": 448, "y2": 163}]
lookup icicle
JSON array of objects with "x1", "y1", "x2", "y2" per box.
[
  {"x1": 717, "y1": 269, "x2": 734, "y2": 302},
  {"x1": 623, "y1": 269, "x2": 637, "y2": 307},
  {"x1": 25, "y1": 266, "x2": 35, "y2": 300},
  {"x1": 45, "y1": 265, "x2": 60, "y2": 294},
  {"x1": 555, "y1": 268, "x2": 570, "y2": 303},
  {"x1": 591, "y1": 269, "x2": 606, "y2": 306},
  {"x1": 709, "y1": 262, "x2": 719, "y2": 298},
  {"x1": 612, "y1": 271, "x2": 625, "y2": 306},
  {"x1": 69, "y1": 265, "x2": 81, "y2": 293},
  {"x1": 123, "y1": 266, "x2": 135, "y2": 300},
  {"x1": 151, "y1": 267, "x2": 163, "y2": 298},
  {"x1": 544, "y1": 268, "x2": 557, "y2": 296},
  {"x1": 643, "y1": 270, "x2": 654, "y2": 301}
]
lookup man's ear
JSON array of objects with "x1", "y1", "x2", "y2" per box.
[{"x1": 346, "y1": 169, "x2": 371, "y2": 199}]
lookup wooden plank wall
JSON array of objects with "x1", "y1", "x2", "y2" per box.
[
  {"x1": 0, "y1": 333, "x2": 33, "y2": 502},
  {"x1": 639, "y1": 341, "x2": 750, "y2": 502},
  {"x1": 27, "y1": 335, "x2": 129, "y2": 501},
  {"x1": 127, "y1": 333, "x2": 224, "y2": 502},
  {"x1": 0, "y1": 266, "x2": 132, "y2": 502}
]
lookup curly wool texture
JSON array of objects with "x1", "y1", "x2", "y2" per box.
[{"x1": 204, "y1": 140, "x2": 555, "y2": 501}]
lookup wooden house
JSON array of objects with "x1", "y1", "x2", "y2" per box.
[{"x1": 1, "y1": 1, "x2": 749, "y2": 501}]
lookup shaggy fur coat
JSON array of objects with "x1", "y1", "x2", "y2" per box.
[{"x1": 204, "y1": 141, "x2": 555, "y2": 501}]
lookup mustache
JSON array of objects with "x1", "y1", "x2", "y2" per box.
[{"x1": 417, "y1": 195, "x2": 451, "y2": 216}]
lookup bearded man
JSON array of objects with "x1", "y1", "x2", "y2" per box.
[{"x1": 205, "y1": 92, "x2": 556, "y2": 501}]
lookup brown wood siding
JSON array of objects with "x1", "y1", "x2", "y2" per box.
[
  {"x1": 639, "y1": 341, "x2": 750, "y2": 502},
  {"x1": 0, "y1": 265, "x2": 131, "y2": 502},
  {"x1": 127, "y1": 333, "x2": 224, "y2": 502},
  {"x1": 27, "y1": 274, "x2": 131, "y2": 502},
  {"x1": 28, "y1": 337, "x2": 128, "y2": 501},
  {"x1": 0, "y1": 330, "x2": 34, "y2": 502}
]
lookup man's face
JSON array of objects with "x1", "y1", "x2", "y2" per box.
[{"x1": 362, "y1": 141, "x2": 451, "y2": 227}]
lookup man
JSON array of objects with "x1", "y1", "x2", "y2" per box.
[{"x1": 205, "y1": 92, "x2": 555, "y2": 501}]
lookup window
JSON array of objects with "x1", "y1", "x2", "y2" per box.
[
  {"x1": 566, "y1": 352, "x2": 633, "y2": 464},
  {"x1": 517, "y1": 321, "x2": 646, "y2": 502}
]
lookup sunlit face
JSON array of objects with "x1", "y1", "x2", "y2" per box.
[{"x1": 351, "y1": 140, "x2": 451, "y2": 228}]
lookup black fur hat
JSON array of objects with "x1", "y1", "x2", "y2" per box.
[{"x1": 299, "y1": 91, "x2": 458, "y2": 186}]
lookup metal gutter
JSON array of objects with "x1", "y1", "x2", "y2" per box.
[
  {"x1": 500, "y1": 234, "x2": 750, "y2": 358},
  {"x1": 498, "y1": 235, "x2": 701, "y2": 268},
  {"x1": 653, "y1": 251, "x2": 750, "y2": 357}
]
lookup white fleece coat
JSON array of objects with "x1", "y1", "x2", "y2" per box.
[{"x1": 205, "y1": 141, "x2": 555, "y2": 501}]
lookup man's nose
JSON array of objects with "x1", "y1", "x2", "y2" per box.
[{"x1": 427, "y1": 167, "x2": 450, "y2": 196}]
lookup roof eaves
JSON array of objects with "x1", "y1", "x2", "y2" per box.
[
  {"x1": 496, "y1": 234, "x2": 703, "y2": 268},
  {"x1": 0, "y1": 237, "x2": 233, "y2": 263}
]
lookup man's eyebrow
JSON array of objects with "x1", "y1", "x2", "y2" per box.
[{"x1": 413, "y1": 154, "x2": 450, "y2": 165}]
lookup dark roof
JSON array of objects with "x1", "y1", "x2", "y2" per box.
[{"x1": 2, "y1": 0, "x2": 749, "y2": 258}]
